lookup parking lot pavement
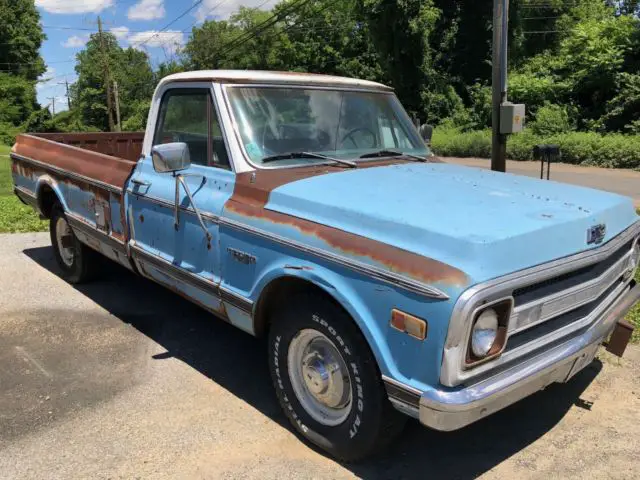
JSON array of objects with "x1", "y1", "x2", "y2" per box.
[
  {"x1": 1, "y1": 232, "x2": 639, "y2": 479},
  {"x1": 444, "y1": 157, "x2": 640, "y2": 208}
]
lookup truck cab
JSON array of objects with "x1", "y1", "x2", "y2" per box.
[{"x1": 11, "y1": 70, "x2": 640, "y2": 461}]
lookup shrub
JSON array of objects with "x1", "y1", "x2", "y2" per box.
[
  {"x1": 0, "y1": 122, "x2": 23, "y2": 145},
  {"x1": 529, "y1": 103, "x2": 577, "y2": 136},
  {"x1": 431, "y1": 127, "x2": 491, "y2": 158},
  {"x1": 431, "y1": 127, "x2": 640, "y2": 169}
]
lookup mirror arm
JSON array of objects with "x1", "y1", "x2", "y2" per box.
[{"x1": 174, "y1": 175, "x2": 213, "y2": 247}]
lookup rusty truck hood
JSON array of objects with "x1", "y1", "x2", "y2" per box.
[{"x1": 263, "y1": 162, "x2": 639, "y2": 285}]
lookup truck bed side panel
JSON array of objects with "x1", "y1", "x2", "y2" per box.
[
  {"x1": 11, "y1": 134, "x2": 137, "y2": 269},
  {"x1": 34, "y1": 132, "x2": 144, "y2": 162}
]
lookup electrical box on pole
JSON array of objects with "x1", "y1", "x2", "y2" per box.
[{"x1": 500, "y1": 102, "x2": 525, "y2": 134}]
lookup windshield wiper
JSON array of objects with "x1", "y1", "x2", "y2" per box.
[
  {"x1": 261, "y1": 151, "x2": 357, "y2": 168},
  {"x1": 359, "y1": 149, "x2": 429, "y2": 162}
]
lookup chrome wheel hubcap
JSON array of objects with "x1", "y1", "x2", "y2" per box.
[
  {"x1": 55, "y1": 216, "x2": 75, "y2": 267},
  {"x1": 288, "y1": 329, "x2": 352, "y2": 426}
]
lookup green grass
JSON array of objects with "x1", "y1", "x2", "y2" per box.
[{"x1": 0, "y1": 145, "x2": 48, "y2": 233}]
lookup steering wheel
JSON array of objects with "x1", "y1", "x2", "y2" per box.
[
  {"x1": 340, "y1": 127, "x2": 377, "y2": 149},
  {"x1": 261, "y1": 122, "x2": 278, "y2": 153}
]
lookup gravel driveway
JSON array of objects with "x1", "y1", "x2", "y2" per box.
[{"x1": 1, "y1": 233, "x2": 639, "y2": 479}]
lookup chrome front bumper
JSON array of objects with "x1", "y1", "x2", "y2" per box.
[{"x1": 386, "y1": 281, "x2": 639, "y2": 432}]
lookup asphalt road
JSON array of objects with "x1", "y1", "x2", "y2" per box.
[
  {"x1": 1, "y1": 233, "x2": 639, "y2": 479},
  {"x1": 445, "y1": 157, "x2": 640, "y2": 208}
]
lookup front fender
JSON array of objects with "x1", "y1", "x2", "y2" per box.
[{"x1": 249, "y1": 259, "x2": 402, "y2": 382}]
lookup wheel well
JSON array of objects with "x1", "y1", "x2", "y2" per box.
[
  {"x1": 253, "y1": 276, "x2": 345, "y2": 338},
  {"x1": 38, "y1": 184, "x2": 60, "y2": 219}
]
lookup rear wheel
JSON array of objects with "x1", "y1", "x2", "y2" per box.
[
  {"x1": 50, "y1": 204, "x2": 97, "y2": 284},
  {"x1": 268, "y1": 292, "x2": 406, "y2": 461}
]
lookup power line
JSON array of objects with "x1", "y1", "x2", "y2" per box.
[
  {"x1": 216, "y1": 0, "x2": 315, "y2": 61},
  {"x1": 131, "y1": 1, "x2": 205, "y2": 49},
  {"x1": 184, "y1": 0, "x2": 229, "y2": 30},
  {"x1": 0, "y1": 60, "x2": 73, "y2": 65},
  {"x1": 40, "y1": 24, "x2": 194, "y2": 34}
]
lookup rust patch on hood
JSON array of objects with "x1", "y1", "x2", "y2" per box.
[{"x1": 227, "y1": 163, "x2": 469, "y2": 288}]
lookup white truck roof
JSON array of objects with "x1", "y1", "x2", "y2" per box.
[{"x1": 158, "y1": 70, "x2": 393, "y2": 91}]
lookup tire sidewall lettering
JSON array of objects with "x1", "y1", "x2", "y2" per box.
[{"x1": 273, "y1": 310, "x2": 366, "y2": 441}]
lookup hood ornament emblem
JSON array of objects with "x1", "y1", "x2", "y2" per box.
[{"x1": 587, "y1": 224, "x2": 606, "y2": 245}]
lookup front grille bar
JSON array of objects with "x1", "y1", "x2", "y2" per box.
[{"x1": 509, "y1": 243, "x2": 634, "y2": 335}]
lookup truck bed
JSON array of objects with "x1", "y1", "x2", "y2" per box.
[{"x1": 11, "y1": 132, "x2": 144, "y2": 270}]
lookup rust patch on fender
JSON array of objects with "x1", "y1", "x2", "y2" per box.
[{"x1": 227, "y1": 163, "x2": 469, "y2": 288}]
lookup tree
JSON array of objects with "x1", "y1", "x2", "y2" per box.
[
  {"x1": 72, "y1": 32, "x2": 154, "y2": 131},
  {"x1": 183, "y1": 18, "x2": 244, "y2": 69},
  {"x1": 509, "y1": 4, "x2": 640, "y2": 130},
  {"x1": 0, "y1": 0, "x2": 46, "y2": 141},
  {"x1": 0, "y1": 0, "x2": 46, "y2": 81},
  {"x1": 274, "y1": 0, "x2": 385, "y2": 81},
  {"x1": 358, "y1": 0, "x2": 441, "y2": 119}
]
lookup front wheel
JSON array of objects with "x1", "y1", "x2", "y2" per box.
[
  {"x1": 268, "y1": 293, "x2": 406, "y2": 461},
  {"x1": 50, "y1": 204, "x2": 97, "y2": 284}
]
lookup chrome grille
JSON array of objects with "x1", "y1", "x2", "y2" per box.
[
  {"x1": 512, "y1": 239, "x2": 632, "y2": 305},
  {"x1": 509, "y1": 241, "x2": 634, "y2": 336},
  {"x1": 440, "y1": 221, "x2": 640, "y2": 388},
  {"x1": 506, "y1": 279, "x2": 624, "y2": 352}
]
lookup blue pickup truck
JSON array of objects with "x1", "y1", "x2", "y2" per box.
[{"x1": 11, "y1": 71, "x2": 640, "y2": 460}]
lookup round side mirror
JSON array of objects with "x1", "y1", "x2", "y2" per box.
[{"x1": 419, "y1": 124, "x2": 433, "y2": 145}]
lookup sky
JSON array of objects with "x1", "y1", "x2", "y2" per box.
[{"x1": 35, "y1": 0, "x2": 277, "y2": 113}]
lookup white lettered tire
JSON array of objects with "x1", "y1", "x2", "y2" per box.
[
  {"x1": 50, "y1": 204, "x2": 98, "y2": 284},
  {"x1": 268, "y1": 292, "x2": 406, "y2": 461}
]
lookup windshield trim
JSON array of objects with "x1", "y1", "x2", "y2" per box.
[{"x1": 221, "y1": 83, "x2": 421, "y2": 171}]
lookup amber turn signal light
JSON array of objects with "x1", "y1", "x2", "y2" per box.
[{"x1": 390, "y1": 309, "x2": 428, "y2": 340}]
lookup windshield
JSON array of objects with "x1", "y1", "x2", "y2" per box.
[{"x1": 226, "y1": 86, "x2": 430, "y2": 167}]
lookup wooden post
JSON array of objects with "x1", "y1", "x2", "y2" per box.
[
  {"x1": 491, "y1": 0, "x2": 509, "y2": 172},
  {"x1": 97, "y1": 17, "x2": 115, "y2": 132},
  {"x1": 113, "y1": 80, "x2": 121, "y2": 132}
]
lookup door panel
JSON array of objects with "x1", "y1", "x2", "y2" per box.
[{"x1": 126, "y1": 85, "x2": 236, "y2": 308}]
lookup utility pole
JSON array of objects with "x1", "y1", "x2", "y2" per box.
[
  {"x1": 97, "y1": 16, "x2": 115, "y2": 132},
  {"x1": 47, "y1": 97, "x2": 56, "y2": 115},
  {"x1": 491, "y1": 0, "x2": 509, "y2": 172},
  {"x1": 58, "y1": 78, "x2": 71, "y2": 110},
  {"x1": 113, "y1": 80, "x2": 121, "y2": 132}
]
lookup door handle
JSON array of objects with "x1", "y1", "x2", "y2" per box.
[{"x1": 131, "y1": 178, "x2": 151, "y2": 187}]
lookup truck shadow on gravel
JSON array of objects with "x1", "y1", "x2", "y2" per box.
[{"x1": 24, "y1": 246, "x2": 603, "y2": 480}]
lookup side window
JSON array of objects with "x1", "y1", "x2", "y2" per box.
[{"x1": 153, "y1": 89, "x2": 230, "y2": 168}]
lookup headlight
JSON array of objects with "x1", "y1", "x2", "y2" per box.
[
  {"x1": 471, "y1": 309, "x2": 499, "y2": 357},
  {"x1": 466, "y1": 298, "x2": 513, "y2": 366}
]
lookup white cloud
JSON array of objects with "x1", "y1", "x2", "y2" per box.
[
  {"x1": 35, "y1": 0, "x2": 114, "y2": 14},
  {"x1": 193, "y1": 0, "x2": 278, "y2": 22},
  {"x1": 128, "y1": 30, "x2": 185, "y2": 54},
  {"x1": 37, "y1": 66, "x2": 56, "y2": 83},
  {"x1": 128, "y1": 0, "x2": 165, "y2": 21},
  {"x1": 111, "y1": 26, "x2": 130, "y2": 40},
  {"x1": 62, "y1": 35, "x2": 87, "y2": 48}
]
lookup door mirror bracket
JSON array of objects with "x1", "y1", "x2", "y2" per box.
[{"x1": 174, "y1": 173, "x2": 212, "y2": 249}]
